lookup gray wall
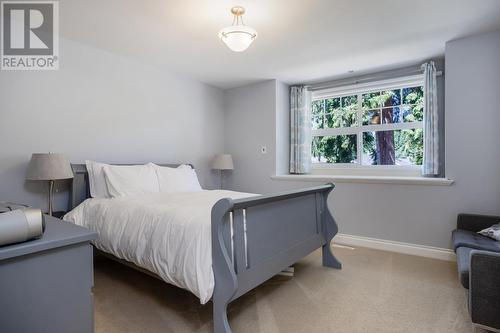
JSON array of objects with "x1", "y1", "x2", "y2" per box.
[
  {"x1": 224, "y1": 80, "x2": 278, "y2": 193},
  {"x1": 2, "y1": 29, "x2": 499, "y2": 249},
  {"x1": 0, "y1": 38, "x2": 225, "y2": 212},
  {"x1": 223, "y1": 30, "x2": 500, "y2": 249}
]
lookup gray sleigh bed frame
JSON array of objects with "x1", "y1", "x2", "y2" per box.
[{"x1": 69, "y1": 163, "x2": 342, "y2": 333}]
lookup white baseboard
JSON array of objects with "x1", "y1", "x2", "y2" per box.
[{"x1": 334, "y1": 233, "x2": 456, "y2": 262}]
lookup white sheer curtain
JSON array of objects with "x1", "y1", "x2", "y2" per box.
[
  {"x1": 290, "y1": 86, "x2": 312, "y2": 174},
  {"x1": 421, "y1": 61, "x2": 440, "y2": 176}
]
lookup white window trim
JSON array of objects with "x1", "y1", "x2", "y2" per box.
[
  {"x1": 311, "y1": 163, "x2": 421, "y2": 177},
  {"x1": 312, "y1": 74, "x2": 424, "y2": 100},
  {"x1": 311, "y1": 74, "x2": 426, "y2": 175},
  {"x1": 271, "y1": 174, "x2": 454, "y2": 186}
]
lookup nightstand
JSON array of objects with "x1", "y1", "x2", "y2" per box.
[{"x1": 0, "y1": 215, "x2": 97, "y2": 333}]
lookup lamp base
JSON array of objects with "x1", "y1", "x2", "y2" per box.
[{"x1": 48, "y1": 180, "x2": 54, "y2": 216}]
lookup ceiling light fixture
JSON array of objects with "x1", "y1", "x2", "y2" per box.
[{"x1": 218, "y1": 6, "x2": 257, "y2": 52}]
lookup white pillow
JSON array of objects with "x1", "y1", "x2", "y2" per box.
[
  {"x1": 153, "y1": 164, "x2": 202, "y2": 193},
  {"x1": 177, "y1": 164, "x2": 193, "y2": 169},
  {"x1": 85, "y1": 160, "x2": 111, "y2": 198},
  {"x1": 103, "y1": 164, "x2": 159, "y2": 197}
]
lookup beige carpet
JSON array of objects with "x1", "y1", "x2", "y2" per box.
[{"x1": 94, "y1": 246, "x2": 478, "y2": 333}]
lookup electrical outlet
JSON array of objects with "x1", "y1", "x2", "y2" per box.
[{"x1": 261, "y1": 146, "x2": 267, "y2": 154}]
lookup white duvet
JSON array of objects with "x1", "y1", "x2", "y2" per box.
[{"x1": 64, "y1": 190, "x2": 255, "y2": 304}]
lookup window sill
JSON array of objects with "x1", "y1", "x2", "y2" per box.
[{"x1": 271, "y1": 174, "x2": 454, "y2": 186}]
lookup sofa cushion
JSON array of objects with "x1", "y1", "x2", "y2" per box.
[
  {"x1": 452, "y1": 229, "x2": 500, "y2": 252},
  {"x1": 456, "y1": 247, "x2": 473, "y2": 289}
]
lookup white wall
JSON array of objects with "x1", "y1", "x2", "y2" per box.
[
  {"x1": 223, "y1": 30, "x2": 500, "y2": 249},
  {"x1": 0, "y1": 37, "x2": 225, "y2": 212}
]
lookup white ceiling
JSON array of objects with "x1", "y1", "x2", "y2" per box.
[{"x1": 61, "y1": 0, "x2": 500, "y2": 89}]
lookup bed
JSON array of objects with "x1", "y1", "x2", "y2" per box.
[{"x1": 67, "y1": 163, "x2": 342, "y2": 333}]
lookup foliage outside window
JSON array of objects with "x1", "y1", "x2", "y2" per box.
[{"x1": 311, "y1": 78, "x2": 424, "y2": 167}]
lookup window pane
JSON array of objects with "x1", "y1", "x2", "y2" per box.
[
  {"x1": 312, "y1": 136, "x2": 325, "y2": 163},
  {"x1": 343, "y1": 108, "x2": 358, "y2": 127},
  {"x1": 363, "y1": 110, "x2": 380, "y2": 125},
  {"x1": 342, "y1": 95, "x2": 358, "y2": 108},
  {"x1": 312, "y1": 100, "x2": 323, "y2": 116},
  {"x1": 325, "y1": 100, "x2": 358, "y2": 129},
  {"x1": 402, "y1": 104, "x2": 423, "y2": 122},
  {"x1": 312, "y1": 116, "x2": 324, "y2": 129},
  {"x1": 325, "y1": 110, "x2": 357, "y2": 128},
  {"x1": 396, "y1": 129, "x2": 423, "y2": 165},
  {"x1": 325, "y1": 98, "x2": 341, "y2": 113},
  {"x1": 362, "y1": 92, "x2": 380, "y2": 109},
  {"x1": 403, "y1": 86, "x2": 424, "y2": 105},
  {"x1": 325, "y1": 113, "x2": 342, "y2": 128},
  {"x1": 342, "y1": 95, "x2": 358, "y2": 127},
  {"x1": 311, "y1": 135, "x2": 357, "y2": 164},
  {"x1": 362, "y1": 129, "x2": 423, "y2": 165},
  {"x1": 381, "y1": 107, "x2": 401, "y2": 124},
  {"x1": 380, "y1": 89, "x2": 401, "y2": 107},
  {"x1": 362, "y1": 132, "x2": 377, "y2": 165}
]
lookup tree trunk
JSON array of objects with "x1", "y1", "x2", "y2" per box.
[
  {"x1": 376, "y1": 130, "x2": 395, "y2": 165},
  {"x1": 376, "y1": 98, "x2": 395, "y2": 165}
]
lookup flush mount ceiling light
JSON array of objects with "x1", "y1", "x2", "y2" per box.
[{"x1": 218, "y1": 6, "x2": 257, "y2": 52}]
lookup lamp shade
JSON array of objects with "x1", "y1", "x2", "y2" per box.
[
  {"x1": 212, "y1": 154, "x2": 234, "y2": 170},
  {"x1": 26, "y1": 153, "x2": 74, "y2": 180}
]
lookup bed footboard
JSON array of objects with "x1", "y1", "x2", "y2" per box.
[{"x1": 211, "y1": 183, "x2": 341, "y2": 333}]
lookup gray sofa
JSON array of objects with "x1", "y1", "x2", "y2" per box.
[{"x1": 452, "y1": 213, "x2": 500, "y2": 332}]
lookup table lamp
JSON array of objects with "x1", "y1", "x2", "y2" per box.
[
  {"x1": 212, "y1": 154, "x2": 234, "y2": 189},
  {"x1": 26, "y1": 153, "x2": 74, "y2": 216}
]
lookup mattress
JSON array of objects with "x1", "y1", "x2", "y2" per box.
[{"x1": 64, "y1": 190, "x2": 255, "y2": 304}]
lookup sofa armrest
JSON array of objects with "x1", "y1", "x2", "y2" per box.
[
  {"x1": 457, "y1": 213, "x2": 500, "y2": 232},
  {"x1": 469, "y1": 250, "x2": 500, "y2": 330}
]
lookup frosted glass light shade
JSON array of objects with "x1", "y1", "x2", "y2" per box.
[{"x1": 218, "y1": 25, "x2": 257, "y2": 52}]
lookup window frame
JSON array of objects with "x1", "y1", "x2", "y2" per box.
[{"x1": 311, "y1": 74, "x2": 424, "y2": 172}]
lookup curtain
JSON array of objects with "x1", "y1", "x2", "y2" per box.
[
  {"x1": 421, "y1": 61, "x2": 440, "y2": 176},
  {"x1": 290, "y1": 85, "x2": 312, "y2": 174}
]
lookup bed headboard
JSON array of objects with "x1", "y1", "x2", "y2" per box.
[{"x1": 69, "y1": 163, "x2": 193, "y2": 210}]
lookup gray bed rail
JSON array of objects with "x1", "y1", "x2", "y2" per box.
[
  {"x1": 68, "y1": 164, "x2": 341, "y2": 333},
  {"x1": 211, "y1": 183, "x2": 341, "y2": 333}
]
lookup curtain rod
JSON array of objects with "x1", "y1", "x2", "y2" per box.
[{"x1": 307, "y1": 68, "x2": 443, "y2": 91}]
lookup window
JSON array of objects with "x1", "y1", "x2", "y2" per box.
[{"x1": 311, "y1": 76, "x2": 424, "y2": 169}]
